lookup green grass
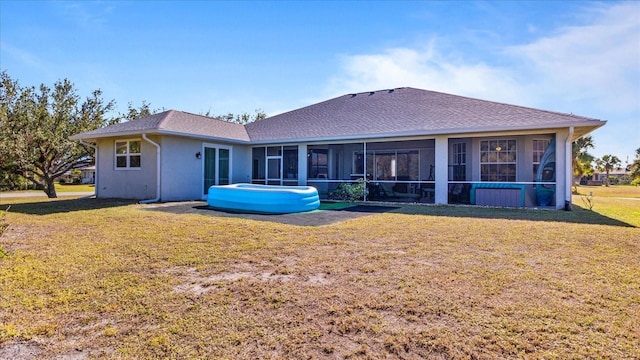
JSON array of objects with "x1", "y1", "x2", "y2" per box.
[
  {"x1": 0, "y1": 183, "x2": 95, "y2": 194},
  {"x1": 575, "y1": 184, "x2": 640, "y2": 198},
  {"x1": 55, "y1": 183, "x2": 95, "y2": 192},
  {"x1": 0, "y1": 188, "x2": 638, "y2": 358}
]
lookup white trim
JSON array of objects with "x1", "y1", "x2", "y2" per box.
[
  {"x1": 565, "y1": 127, "x2": 574, "y2": 210},
  {"x1": 479, "y1": 138, "x2": 517, "y2": 182},
  {"x1": 114, "y1": 138, "x2": 142, "y2": 170},
  {"x1": 201, "y1": 143, "x2": 233, "y2": 199},
  {"x1": 434, "y1": 136, "x2": 449, "y2": 204},
  {"x1": 245, "y1": 123, "x2": 605, "y2": 146}
]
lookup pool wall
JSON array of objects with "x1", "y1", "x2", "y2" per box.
[{"x1": 207, "y1": 183, "x2": 320, "y2": 214}]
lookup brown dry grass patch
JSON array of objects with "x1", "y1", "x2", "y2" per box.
[{"x1": 0, "y1": 193, "x2": 639, "y2": 359}]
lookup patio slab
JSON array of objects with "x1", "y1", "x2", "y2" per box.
[{"x1": 143, "y1": 201, "x2": 400, "y2": 226}]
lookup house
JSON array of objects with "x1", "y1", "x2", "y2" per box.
[
  {"x1": 60, "y1": 166, "x2": 96, "y2": 184},
  {"x1": 70, "y1": 87, "x2": 606, "y2": 209},
  {"x1": 592, "y1": 166, "x2": 631, "y2": 184}
]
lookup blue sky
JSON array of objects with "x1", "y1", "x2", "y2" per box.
[{"x1": 1, "y1": 1, "x2": 639, "y2": 162}]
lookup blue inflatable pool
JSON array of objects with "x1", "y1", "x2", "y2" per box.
[{"x1": 207, "y1": 183, "x2": 320, "y2": 214}]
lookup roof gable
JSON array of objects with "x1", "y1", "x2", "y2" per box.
[{"x1": 71, "y1": 110, "x2": 250, "y2": 142}]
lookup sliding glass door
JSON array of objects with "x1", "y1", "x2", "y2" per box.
[{"x1": 203, "y1": 145, "x2": 232, "y2": 195}]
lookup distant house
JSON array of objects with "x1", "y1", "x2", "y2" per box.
[
  {"x1": 71, "y1": 87, "x2": 605, "y2": 209},
  {"x1": 593, "y1": 167, "x2": 631, "y2": 183},
  {"x1": 60, "y1": 166, "x2": 96, "y2": 184}
]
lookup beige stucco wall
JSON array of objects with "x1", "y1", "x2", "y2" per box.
[
  {"x1": 96, "y1": 137, "x2": 158, "y2": 200},
  {"x1": 95, "y1": 135, "x2": 252, "y2": 201},
  {"x1": 159, "y1": 136, "x2": 252, "y2": 201}
]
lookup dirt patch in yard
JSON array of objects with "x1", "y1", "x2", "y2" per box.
[{"x1": 0, "y1": 341, "x2": 42, "y2": 360}]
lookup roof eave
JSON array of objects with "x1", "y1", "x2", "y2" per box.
[
  {"x1": 155, "y1": 129, "x2": 251, "y2": 144},
  {"x1": 70, "y1": 129, "x2": 252, "y2": 144},
  {"x1": 248, "y1": 120, "x2": 607, "y2": 145}
]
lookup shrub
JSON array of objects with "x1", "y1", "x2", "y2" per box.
[
  {"x1": 58, "y1": 179, "x2": 66, "y2": 185},
  {"x1": 617, "y1": 175, "x2": 632, "y2": 185},
  {"x1": 334, "y1": 179, "x2": 368, "y2": 202}
]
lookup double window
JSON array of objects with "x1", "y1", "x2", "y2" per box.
[
  {"x1": 353, "y1": 150, "x2": 419, "y2": 181},
  {"x1": 480, "y1": 139, "x2": 516, "y2": 182},
  {"x1": 115, "y1": 140, "x2": 141, "y2": 169}
]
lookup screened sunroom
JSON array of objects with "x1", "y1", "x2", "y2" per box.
[
  {"x1": 251, "y1": 139, "x2": 436, "y2": 203},
  {"x1": 249, "y1": 132, "x2": 558, "y2": 207}
]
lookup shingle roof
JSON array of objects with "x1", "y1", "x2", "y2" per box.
[
  {"x1": 245, "y1": 87, "x2": 605, "y2": 142},
  {"x1": 72, "y1": 87, "x2": 605, "y2": 143},
  {"x1": 71, "y1": 110, "x2": 250, "y2": 142}
]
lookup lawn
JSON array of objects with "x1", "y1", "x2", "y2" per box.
[
  {"x1": 0, "y1": 186, "x2": 638, "y2": 359},
  {"x1": 0, "y1": 183, "x2": 95, "y2": 194}
]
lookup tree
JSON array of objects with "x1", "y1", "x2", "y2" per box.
[
  {"x1": 0, "y1": 71, "x2": 116, "y2": 198},
  {"x1": 630, "y1": 147, "x2": 640, "y2": 184},
  {"x1": 202, "y1": 109, "x2": 267, "y2": 124},
  {"x1": 116, "y1": 100, "x2": 162, "y2": 122},
  {"x1": 595, "y1": 154, "x2": 621, "y2": 187},
  {"x1": 572, "y1": 135, "x2": 595, "y2": 185}
]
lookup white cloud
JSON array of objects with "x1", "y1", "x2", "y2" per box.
[
  {"x1": 322, "y1": 2, "x2": 640, "y2": 158},
  {"x1": 0, "y1": 42, "x2": 45, "y2": 71},
  {"x1": 325, "y1": 2, "x2": 639, "y2": 114},
  {"x1": 55, "y1": 1, "x2": 114, "y2": 30},
  {"x1": 506, "y1": 2, "x2": 640, "y2": 113},
  {"x1": 324, "y1": 43, "x2": 528, "y2": 106}
]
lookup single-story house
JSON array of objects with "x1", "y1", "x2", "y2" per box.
[
  {"x1": 593, "y1": 167, "x2": 631, "y2": 183},
  {"x1": 71, "y1": 87, "x2": 605, "y2": 209},
  {"x1": 60, "y1": 166, "x2": 96, "y2": 184}
]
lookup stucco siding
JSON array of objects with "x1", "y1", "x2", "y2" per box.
[
  {"x1": 95, "y1": 138, "x2": 158, "y2": 199},
  {"x1": 160, "y1": 136, "x2": 204, "y2": 201},
  {"x1": 232, "y1": 145, "x2": 252, "y2": 184}
]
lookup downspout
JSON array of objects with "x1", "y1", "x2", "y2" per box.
[
  {"x1": 565, "y1": 127, "x2": 574, "y2": 211},
  {"x1": 79, "y1": 139, "x2": 98, "y2": 198},
  {"x1": 140, "y1": 134, "x2": 161, "y2": 204}
]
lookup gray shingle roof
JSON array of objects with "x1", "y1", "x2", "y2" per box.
[
  {"x1": 245, "y1": 87, "x2": 605, "y2": 142},
  {"x1": 71, "y1": 110, "x2": 250, "y2": 142},
  {"x1": 72, "y1": 87, "x2": 605, "y2": 143}
]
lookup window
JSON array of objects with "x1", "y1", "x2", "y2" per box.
[
  {"x1": 375, "y1": 152, "x2": 396, "y2": 180},
  {"x1": 533, "y1": 139, "x2": 551, "y2": 179},
  {"x1": 115, "y1": 140, "x2": 141, "y2": 169},
  {"x1": 480, "y1": 139, "x2": 516, "y2": 182},
  {"x1": 396, "y1": 150, "x2": 419, "y2": 181},
  {"x1": 283, "y1": 146, "x2": 298, "y2": 179},
  {"x1": 307, "y1": 148, "x2": 328, "y2": 179},
  {"x1": 353, "y1": 149, "x2": 419, "y2": 181},
  {"x1": 451, "y1": 142, "x2": 466, "y2": 181}
]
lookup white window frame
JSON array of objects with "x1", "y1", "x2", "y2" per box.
[
  {"x1": 114, "y1": 139, "x2": 142, "y2": 170},
  {"x1": 480, "y1": 139, "x2": 517, "y2": 182},
  {"x1": 532, "y1": 139, "x2": 551, "y2": 179},
  {"x1": 201, "y1": 144, "x2": 233, "y2": 198},
  {"x1": 451, "y1": 142, "x2": 466, "y2": 181}
]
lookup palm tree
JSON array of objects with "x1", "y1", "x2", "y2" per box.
[
  {"x1": 572, "y1": 136, "x2": 595, "y2": 186},
  {"x1": 630, "y1": 148, "x2": 640, "y2": 183},
  {"x1": 596, "y1": 154, "x2": 622, "y2": 187}
]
